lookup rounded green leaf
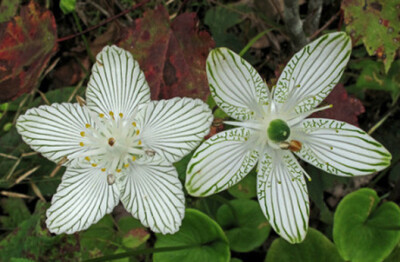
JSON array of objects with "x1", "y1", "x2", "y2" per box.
[
  {"x1": 265, "y1": 228, "x2": 344, "y2": 262},
  {"x1": 333, "y1": 188, "x2": 400, "y2": 262},
  {"x1": 154, "y1": 209, "x2": 230, "y2": 262},
  {"x1": 227, "y1": 170, "x2": 257, "y2": 199},
  {"x1": 216, "y1": 199, "x2": 270, "y2": 252}
]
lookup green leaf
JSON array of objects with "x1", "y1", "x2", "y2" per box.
[
  {"x1": 228, "y1": 169, "x2": 257, "y2": 199},
  {"x1": 333, "y1": 188, "x2": 400, "y2": 262},
  {"x1": 0, "y1": 201, "x2": 79, "y2": 261},
  {"x1": 80, "y1": 215, "x2": 119, "y2": 259},
  {"x1": 154, "y1": 209, "x2": 230, "y2": 262},
  {"x1": 0, "y1": 0, "x2": 20, "y2": 23},
  {"x1": 204, "y1": 6, "x2": 243, "y2": 52},
  {"x1": 342, "y1": 0, "x2": 400, "y2": 72},
  {"x1": 265, "y1": 228, "x2": 344, "y2": 262},
  {"x1": 0, "y1": 198, "x2": 30, "y2": 228},
  {"x1": 385, "y1": 243, "x2": 400, "y2": 262},
  {"x1": 117, "y1": 216, "x2": 149, "y2": 249},
  {"x1": 59, "y1": 0, "x2": 76, "y2": 14},
  {"x1": 216, "y1": 199, "x2": 270, "y2": 252},
  {"x1": 347, "y1": 59, "x2": 400, "y2": 101}
]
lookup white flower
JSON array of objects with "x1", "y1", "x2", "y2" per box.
[
  {"x1": 17, "y1": 45, "x2": 213, "y2": 235},
  {"x1": 185, "y1": 32, "x2": 391, "y2": 243}
]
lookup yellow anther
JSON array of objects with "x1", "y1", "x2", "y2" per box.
[
  {"x1": 132, "y1": 156, "x2": 136, "y2": 161},
  {"x1": 92, "y1": 163, "x2": 97, "y2": 167},
  {"x1": 80, "y1": 131, "x2": 85, "y2": 137},
  {"x1": 136, "y1": 130, "x2": 140, "y2": 135},
  {"x1": 101, "y1": 168, "x2": 106, "y2": 172},
  {"x1": 99, "y1": 113, "x2": 104, "y2": 118},
  {"x1": 138, "y1": 140, "x2": 142, "y2": 145},
  {"x1": 85, "y1": 156, "x2": 90, "y2": 161},
  {"x1": 116, "y1": 169, "x2": 122, "y2": 173},
  {"x1": 85, "y1": 123, "x2": 91, "y2": 128},
  {"x1": 132, "y1": 122, "x2": 137, "y2": 127},
  {"x1": 79, "y1": 142, "x2": 84, "y2": 147},
  {"x1": 124, "y1": 163, "x2": 130, "y2": 168},
  {"x1": 119, "y1": 113, "x2": 123, "y2": 118}
]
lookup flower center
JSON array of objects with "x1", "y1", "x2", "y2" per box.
[
  {"x1": 267, "y1": 119, "x2": 290, "y2": 142},
  {"x1": 76, "y1": 110, "x2": 144, "y2": 176}
]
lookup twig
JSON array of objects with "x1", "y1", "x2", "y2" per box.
[
  {"x1": 283, "y1": 0, "x2": 308, "y2": 50},
  {"x1": 304, "y1": 0, "x2": 323, "y2": 35},
  {"x1": 57, "y1": 0, "x2": 150, "y2": 43},
  {"x1": 31, "y1": 182, "x2": 46, "y2": 202},
  {"x1": 1, "y1": 191, "x2": 33, "y2": 199},
  {"x1": 310, "y1": 10, "x2": 341, "y2": 40},
  {"x1": 368, "y1": 106, "x2": 399, "y2": 135},
  {"x1": 15, "y1": 166, "x2": 40, "y2": 184},
  {"x1": 0, "y1": 153, "x2": 18, "y2": 160}
]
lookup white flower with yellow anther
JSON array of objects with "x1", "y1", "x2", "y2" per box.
[
  {"x1": 17, "y1": 45, "x2": 212, "y2": 235},
  {"x1": 185, "y1": 32, "x2": 391, "y2": 243}
]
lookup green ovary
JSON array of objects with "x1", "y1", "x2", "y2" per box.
[{"x1": 267, "y1": 119, "x2": 290, "y2": 142}]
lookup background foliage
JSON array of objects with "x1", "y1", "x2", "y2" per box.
[{"x1": 0, "y1": 0, "x2": 399, "y2": 261}]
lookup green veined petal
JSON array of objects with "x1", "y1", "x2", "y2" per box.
[
  {"x1": 86, "y1": 45, "x2": 151, "y2": 119},
  {"x1": 207, "y1": 47, "x2": 269, "y2": 121},
  {"x1": 46, "y1": 164, "x2": 120, "y2": 234},
  {"x1": 273, "y1": 32, "x2": 351, "y2": 116},
  {"x1": 293, "y1": 118, "x2": 391, "y2": 176},
  {"x1": 119, "y1": 160, "x2": 185, "y2": 234},
  {"x1": 186, "y1": 127, "x2": 259, "y2": 197},
  {"x1": 257, "y1": 149, "x2": 309, "y2": 244}
]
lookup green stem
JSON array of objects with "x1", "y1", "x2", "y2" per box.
[
  {"x1": 72, "y1": 12, "x2": 95, "y2": 63},
  {"x1": 83, "y1": 244, "x2": 200, "y2": 262},
  {"x1": 239, "y1": 29, "x2": 274, "y2": 57}
]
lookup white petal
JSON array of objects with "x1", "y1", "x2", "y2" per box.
[
  {"x1": 86, "y1": 45, "x2": 150, "y2": 118},
  {"x1": 207, "y1": 47, "x2": 269, "y2": 121},
  {"x1": 186, "y1": 127, "x2": 258, "y2": 197},
  {"x1": 273, "y1": 32, "x2": 351, "y2": 115},
  {"x1": 137, "y1": 97, "x2": 213, "y2": 163},
  {"x1": 293, "y1": 118, "x2": 391, "y2": 176},
  {"x1": 257, "y1": 149, "x2": 309, "y2": 243},
  {"x1": 46, "y1": 165, "x2": 120, "y2": 234},
  {"x1": 16, "y1": 103, "x2": 93, "y2": 166},
  {"x1": 118, "y1": 160, "x2": 185, "y2": 234}
]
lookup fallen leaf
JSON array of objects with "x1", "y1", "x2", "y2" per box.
[
  {"x1": 342, "y1": 0, "x2": 400, "y2": 72},
  {"x1": 311, "y1": 83, "x2": 365, "y2": 126},
  {"x1": 0, "y1": 1, "x2": 58, "y2": 102},
  {"x1": 119, "y1": 5, "x2": 215, "y2": 100}
]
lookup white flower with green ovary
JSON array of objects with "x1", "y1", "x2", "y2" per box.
[
  {"x1": 17, "y1": 46, "x2": 213, "y2": 235},
  {"x1": 185, "y1": 32, "x2": 391, "y2": 243}
]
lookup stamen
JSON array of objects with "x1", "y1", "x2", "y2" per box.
[
  {"x1": 99, "y1": 113, "x2": 105, "y2": 118},
  {"x1": 124, "y1": 163, "x2": 130, "y2": 168},
  {"x1": 109, "y1": 111, "x2": 115, "y2": 120},
  {"x1": 101, "y1": 168, "x2": 106, "y2": 172},
  {"x1": 85, "y1": 123, "x2": 91, "y2": 128},
  {"x1": 288, "y1": 140, "x2": 302, "y2": 152},
  {"x1": 132, "y1": 156, "x2": 136, "y2": 161},
  {"x1": 85, "y1": 156, "x2": 91, "y2": 161},
  {"x1": 119, "y1": 113, "x2": 123, "y2": 118},
  {"x1": 80, "y1": 131, "x2": 85, "y2": 137},
  {"x1": 132, "y1": 122, "x2": 137, "y2": 127},
  {"x1": 138, "y1": 140, "x2": 142, "y2": 145},
  {"x1": 79, "y1": 142, "x2": 84, "y2": 147},
  {"x1": 108, "y1": 137, "x2": 116, "y2": 146},
  {"x1": 136, "y1": 130, "x2": 140, "y2": 135},
  {"x1": 92, "y1": 163, "x2": 97, "y2": 167},
  {"x1": 116, "y1": 169, "x2": 121, "y2": 173}
]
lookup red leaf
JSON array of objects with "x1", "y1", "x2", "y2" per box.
[
  {"x1": 119, "y1": 5, "x2": 215, "y2": 100},
  {"x1": 310, "y1": 84, "x2": 365, "y2": 126},
  {"x1": 0, "y1": 1, "x2": 57, "y2": 102}
]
